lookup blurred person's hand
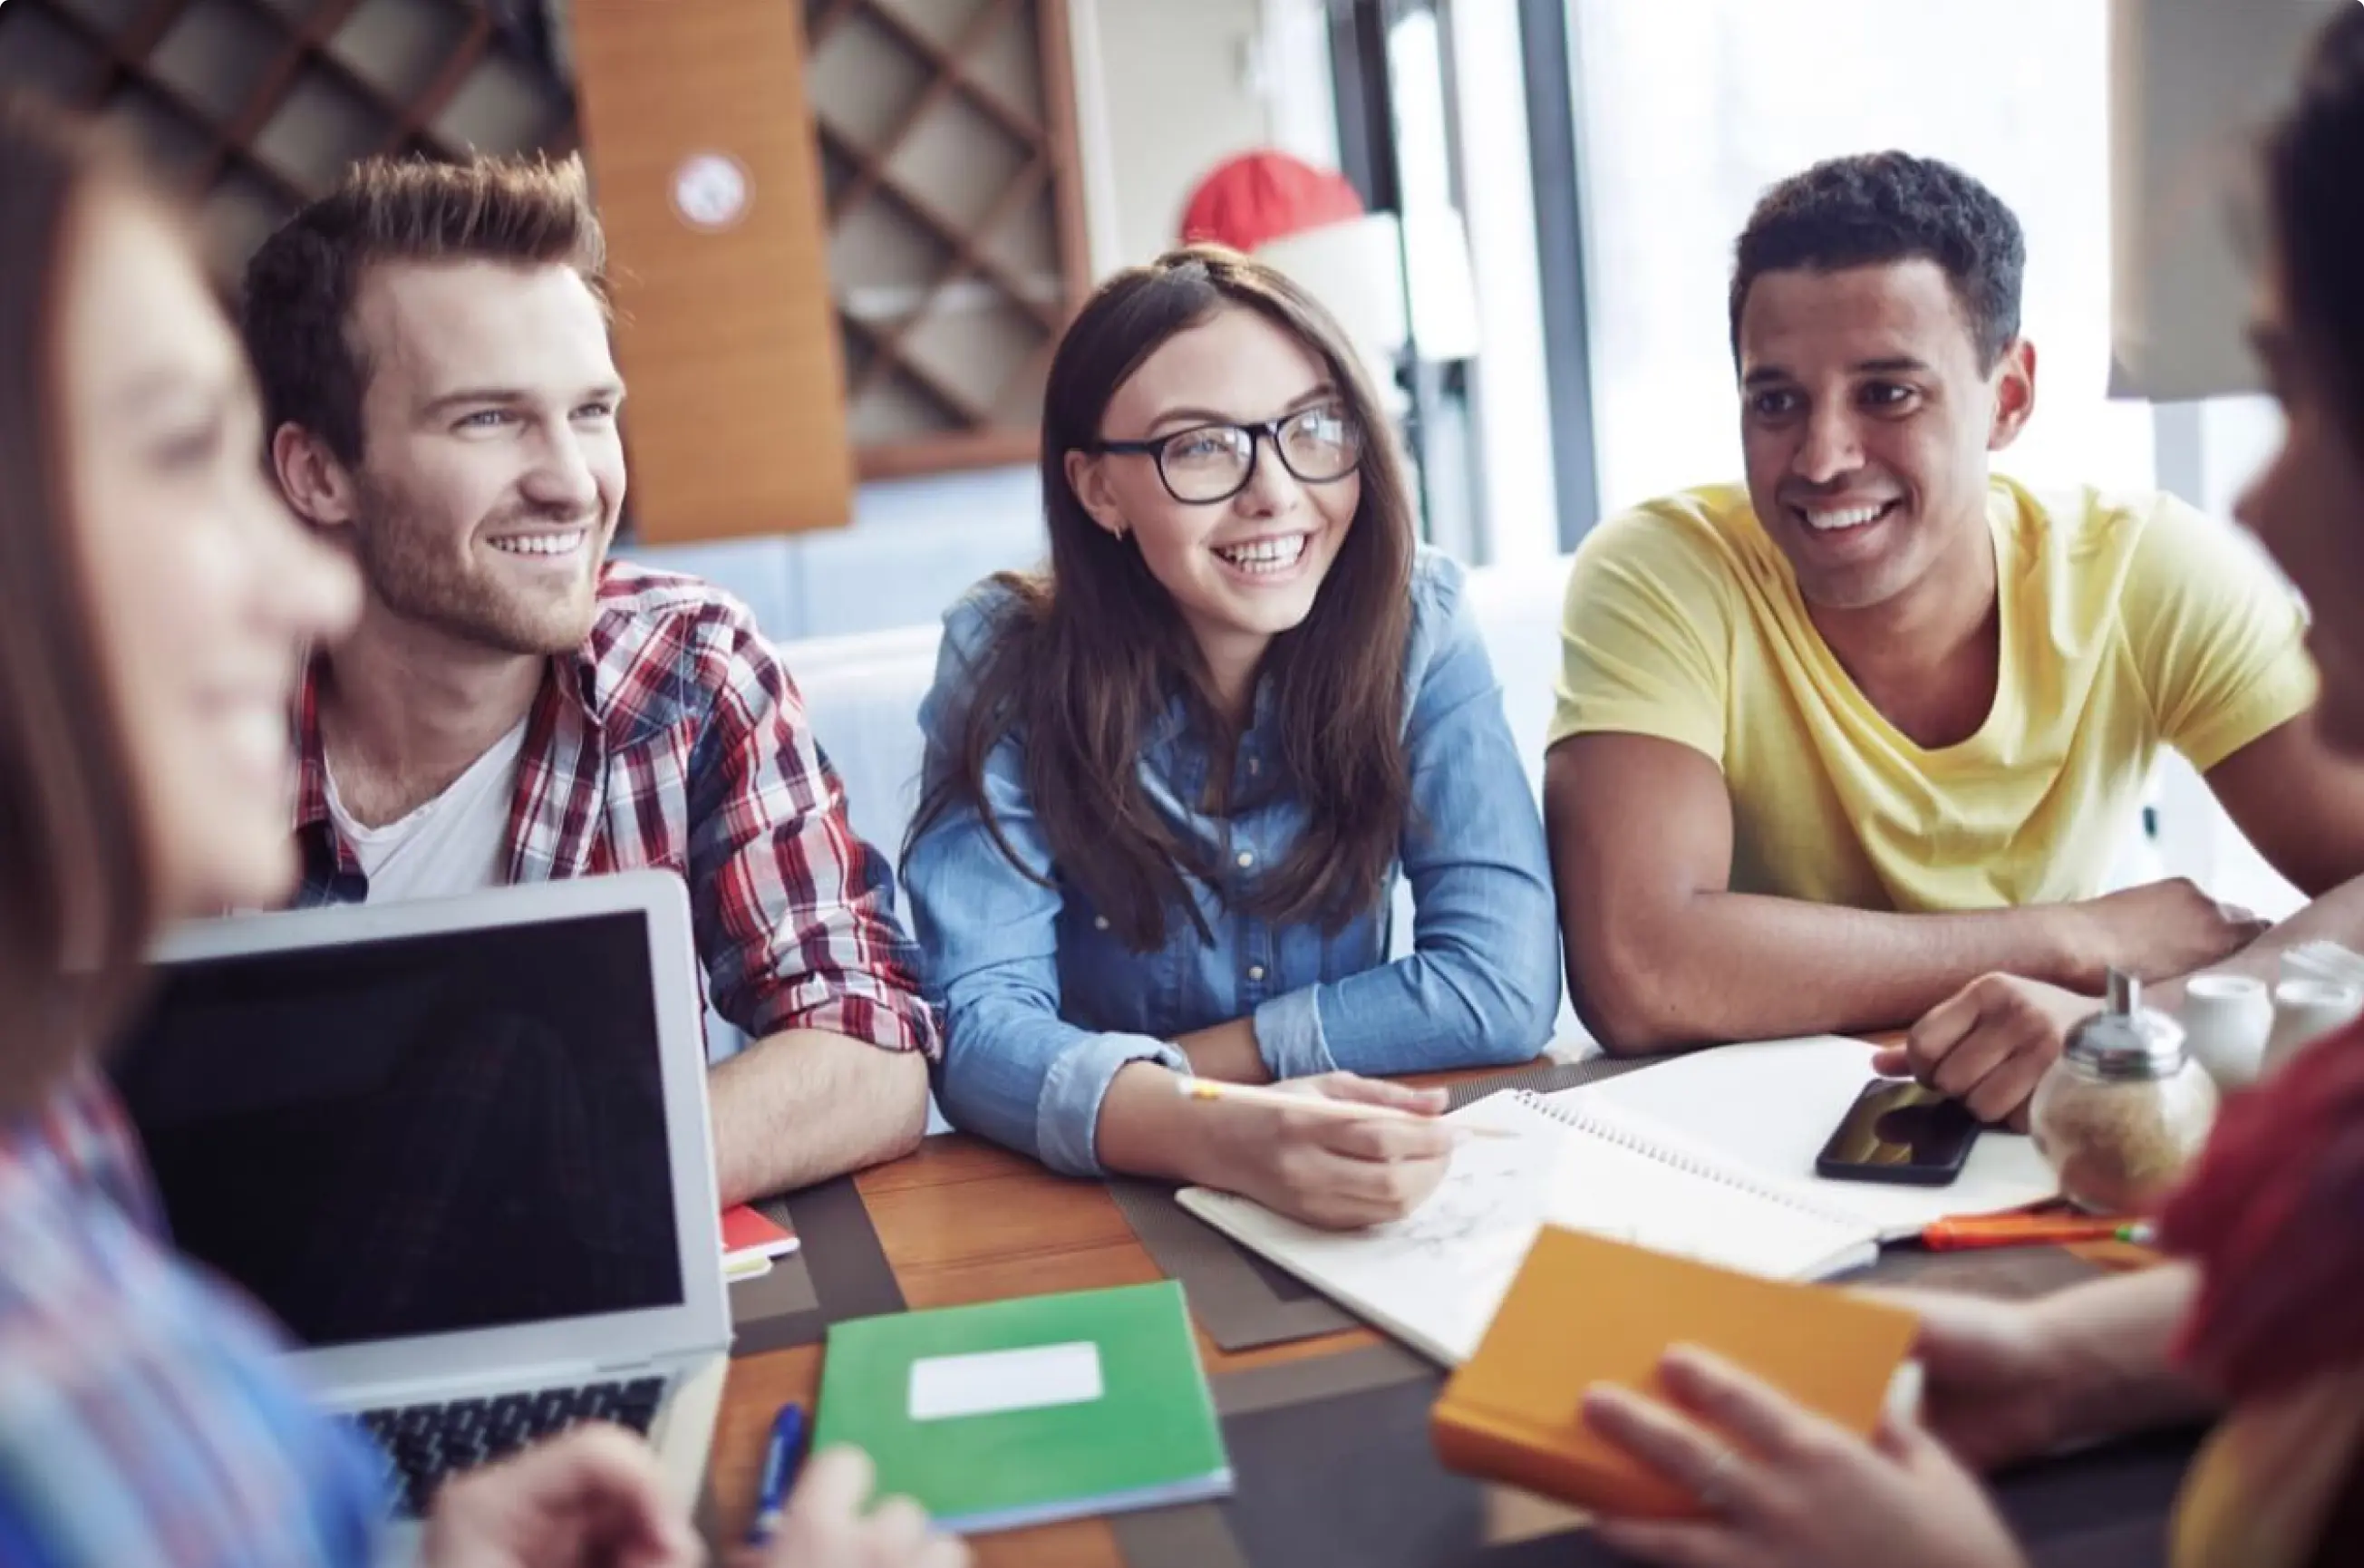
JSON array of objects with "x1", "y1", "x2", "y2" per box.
[
  {"x1": 420, "y1": 1424, "x2": 697, "y2": 1568},
  {"x1": 1861, "y1": 1270, "x2": 2213, "y2": 1473},
  {"x1": 1581, "y1": 1345, "x2": 2028, "y2": 1568},
  {"x1": 1865, "y1": 1290, "x2": 2074, "y2": 1471},
  {"x1": 731, "y1": 1447, "x2": 969, "y2": 1568}
]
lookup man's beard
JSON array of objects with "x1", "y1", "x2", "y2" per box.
[{"x1": 350, "y1": 478, "x2": 606, "y2": 657}]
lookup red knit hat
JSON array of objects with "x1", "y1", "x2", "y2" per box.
[{"x1": 1178, "y1": 150, "x2": 1367, "y2": 255}]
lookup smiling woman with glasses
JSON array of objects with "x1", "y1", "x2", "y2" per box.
[
  {"x1": 899, "y1": 245, "x2": 1560, "y2": 1231},
  {"x1": 1092, "y1": 402, "x2": 1365, "y2": 505}
]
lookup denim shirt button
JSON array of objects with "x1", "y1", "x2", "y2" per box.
[
  {"x1": 1235, "y1": 849, "x2": 1255, "y2": 869},
  {"x1": 1246, "y1": 964, "x2": 1265, "y2": 982},
  {"x1": 1092, "y1": 915, "x2": 1109, "y2": 931}
]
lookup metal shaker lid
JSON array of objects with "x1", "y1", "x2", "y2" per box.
[{"x1": 2063, "y1": 971, "x2": 2188, "y2": 1080}]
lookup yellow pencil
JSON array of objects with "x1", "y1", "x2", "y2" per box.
[{"x1": 1174, "y1": 1076, "x2": 1517, "y2": 1137}]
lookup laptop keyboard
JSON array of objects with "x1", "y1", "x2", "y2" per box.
[{"x1": 352, "y1": 1375, "x2": 667, "y2": 1517}]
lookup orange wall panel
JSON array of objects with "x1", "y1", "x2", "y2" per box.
[{"x1": 569, "y1": 0, "x2": 853, "y2": 540}]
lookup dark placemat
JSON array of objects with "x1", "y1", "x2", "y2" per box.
[
  {"x1": 1107, "y1": 1501, "x2": 1255, "y2": 1568},
  {"x1": 1442, "y1": 1054, "x2": 1652, "y2": 1110},
  {"x1": 1458, "y1": 1426, "x2": 2197, "y2": 1566},
  {"x1": 1108, "y1": 1176, "x2": 1360, "y2": 1351},
  {"x1": 727, "y1": 1176, "x2": 906, "y2": 1357},
  {"x1": 1221, "y1": 1368, "x2": 1478, "y2": 1568},
  {"x1": 1110, "y1": 1055, "x2": 1642, "y2": 1353},
  {"x1": 726, "y1": 1247, "x2": 823, "y2": 1356},
  {"x1": 2026, "y1": 1517, "x2": 2169, "y2": 1568},
  {"x1": 1209, "y1": 1363, "x2": 2195, "y2": 1568},
  {"x1": 1853, "y1": 1242, "x2": 2107, "y2": 1297},
  {"x1": 1214, "y1": 1341, "x2": 1439, "y2": 1418},
  {"x1": 691, "y1": 1476, "x2": 726, "y2": 1563},
  {"x1": 1057, "y1": 1350, "x2": 1441, "y2": 1568},
  {"x1": 1456, "y1": 1437, "x2": 2194, "y2": 1561}
]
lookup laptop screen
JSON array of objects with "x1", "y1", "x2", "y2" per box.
[{"x1": 110, "y1": 910, "x2": 686, "y2": 1350}]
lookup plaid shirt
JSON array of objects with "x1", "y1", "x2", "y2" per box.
[
  {"x1": 292, "y1": 563, "x2": 940, "y2": 1059},
  {"x1": 0, "y1": 1070, "x2": 384, "y2": 1567}
]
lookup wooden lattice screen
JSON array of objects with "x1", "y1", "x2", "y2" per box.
[
  {"x1": 0, "y1": 0, "x2": 1090, "y2": 489},
  {"x1": 800, "y1": 0, "x2": 1090, "y2": 478},
  {"x1": 0, "y1": 0, "x2": 570, "y2": 274}
]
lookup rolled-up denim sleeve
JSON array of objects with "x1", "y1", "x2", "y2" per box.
[
  {"x1": 905, "y1": 595, "x2": 1186, "y2": 1176},
  {"x1": 1255, "y1": 558, "x2": 1563, "y2": 1077}
]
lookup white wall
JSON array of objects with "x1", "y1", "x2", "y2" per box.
[
  {"x1": 1067, "y1": 0, "x2": 1335, "y2": 274},
  {"x1": 1070, "y1": 0, "x2": 1269, "y2": 269}
]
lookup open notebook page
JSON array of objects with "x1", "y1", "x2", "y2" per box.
[
  {"x1": 1559, "y1": 1035, "x2": 2059, "y2": 1241},
  {"x1": 1175, "y1": 1090, "x2": 1876, "y2": 1367}
]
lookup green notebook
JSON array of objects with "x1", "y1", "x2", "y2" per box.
[{"x1": 810, "y1": 1281, "x2": 1233, "y2": 1534}]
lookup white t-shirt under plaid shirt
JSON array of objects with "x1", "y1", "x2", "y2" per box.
[{"x1": 290, "y1": 562, "x2": 941, "y2": 1062}]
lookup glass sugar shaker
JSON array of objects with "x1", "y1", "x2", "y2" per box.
[{"x1": 2029, "y1": 971, "x2": 2219, "y2": 1215}]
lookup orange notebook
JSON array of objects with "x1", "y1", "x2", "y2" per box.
[{"x1": 1432, "y1": 1225, "x2": 1920, "y2": 1520}]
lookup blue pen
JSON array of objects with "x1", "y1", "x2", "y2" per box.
[{"x1": 747, "y1": 1401, "x2": 807, "y2": 1545}]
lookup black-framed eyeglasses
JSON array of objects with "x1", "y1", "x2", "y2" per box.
[{"x1": 1090, "y1": 403, "x2": 1364, "y2": 505}]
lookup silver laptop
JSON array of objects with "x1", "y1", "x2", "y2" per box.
[{"x1": 110, "y1": 871, "x2": 731, "y2": 1558}]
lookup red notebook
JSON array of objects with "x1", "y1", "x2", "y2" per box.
[{"x1": 722, "y1": 1204, "x2": 800, "y2": 1279}]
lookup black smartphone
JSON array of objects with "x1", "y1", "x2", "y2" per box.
[{"x1": 1812, "y1": 1078, "x2": 1981, "y2": 1186}]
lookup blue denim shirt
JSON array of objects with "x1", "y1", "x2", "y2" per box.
[{"x1": 906, "y1": 547, "x2": 1562, "y2": 1176}]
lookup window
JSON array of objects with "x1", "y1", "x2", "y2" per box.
[{"x1": 1567, "y1": 0, "x2": 2155, "y2": 514}]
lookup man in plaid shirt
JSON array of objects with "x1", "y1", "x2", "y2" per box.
[{"x1": 237, "y1": 152, "x2": 940, "y2": 1205}]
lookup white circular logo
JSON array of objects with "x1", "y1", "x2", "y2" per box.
[{"x1": 672, "y1": 153, "x2": 750, "y2": 231}]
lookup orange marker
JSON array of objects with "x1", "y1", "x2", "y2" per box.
[{"x1": 1921, "y1": 1215, "x2": 2156, "y2": 1251}]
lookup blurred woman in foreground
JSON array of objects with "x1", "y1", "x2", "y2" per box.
[{"x1": 0, "y1": 92, "x2": 962, "y2": 1568}]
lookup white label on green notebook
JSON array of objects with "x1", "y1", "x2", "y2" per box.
[{"x1": 907, "y1": 1341, "x2": 1105, "y2": 1423}]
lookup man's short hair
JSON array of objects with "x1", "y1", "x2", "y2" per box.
[
  {"x1": 1729, "y1": 151, "x2": 2026, "y2": 371},
  {"x1": 240, "y1": 152, "x2": 609, "y2": 465}
]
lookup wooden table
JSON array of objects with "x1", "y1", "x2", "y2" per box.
[
  {"x1": 707, "y1": 1122, "x2": 1447, "y2": 1565},
  {"x1": 702, "y1": 1054, "x2": 2134, "y2": 1566}
]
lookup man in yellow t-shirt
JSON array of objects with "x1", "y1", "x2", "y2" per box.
[{"x1": 1544, "y1": 151, "x2": 2364, "y2": 1118}]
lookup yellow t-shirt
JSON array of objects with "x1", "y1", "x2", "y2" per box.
[{"x1": 1547, "y1": 478, "x2": 2317, "y2": 912}]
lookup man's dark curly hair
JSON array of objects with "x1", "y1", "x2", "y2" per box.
[{"x1": 1729, "y1": 151, "x2": 2026, "y2": 372}]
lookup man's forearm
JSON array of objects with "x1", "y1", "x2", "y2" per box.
[
  {"x1": 1579, "y1": 893, "x2": 2087, "y2": 1053},
  {"x1": 707, "y1": 1030, "x2": 931, "y2": 1205},
  {"x1": 2033, "y1": 1263, "x2": 2217, "y2": 1447},
  {"x1": 2153, "y1": 871, "x2": 2364, "y2": 1011}
]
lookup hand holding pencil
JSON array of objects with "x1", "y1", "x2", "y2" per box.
[
  {"x1": 1177, "y1": 1070, "x2": 1463, "y2": 1232},
  {"x1": 1177, "y1": 1075, "x2": 1515, "y2": 1137}
]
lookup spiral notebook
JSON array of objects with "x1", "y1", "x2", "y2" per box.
[
  {"x1": 1175, "y1": 1089, "x2": 1884, "y2": 1367},
  {"x1": 1573, "y1": 1034, "x2": 2058, "y2": 1242}
]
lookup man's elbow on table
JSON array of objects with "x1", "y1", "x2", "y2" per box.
[{"x1": 1567, "y1": 932, "x2": 1708, "y2": 1059}]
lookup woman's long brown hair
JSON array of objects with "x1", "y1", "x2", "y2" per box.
[
  {"x1": 908, "y1": 246, "x2": 1417, "y2": 951},
  {"x1": 0, "y1": 95, "x2": 160, "y2": 1108}
]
